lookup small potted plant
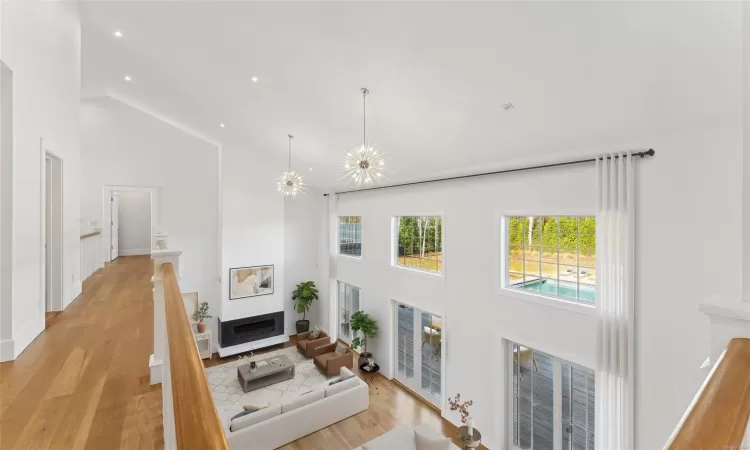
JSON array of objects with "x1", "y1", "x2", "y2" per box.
[
  {"x1": 292, "y1": 281, "x2": 319, "y2": 333},
  {"x1": 192, "y1": 301, "x2": 211, "y2": 333},
  {"x1": 350, "y1": 311, "x2": 379, "y2": 367}
]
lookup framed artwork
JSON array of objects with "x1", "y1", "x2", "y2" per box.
[{"x1": 229, "y1": 265, "x2": 274, "y2": 299}]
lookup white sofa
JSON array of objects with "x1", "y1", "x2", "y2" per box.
[
  {"x1": 355, "y1": 423, "x2": 461, "y2": 450},
  {"x1": 223, "y1": 367, "x2": 369, "y2": 450}
]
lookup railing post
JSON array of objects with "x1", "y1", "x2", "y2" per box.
[{"x1": 150, "y1": 248, "x2": 182, "y2": 385}]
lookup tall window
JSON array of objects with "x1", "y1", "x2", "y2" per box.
[
  {"x1": 506, "y1": 216, "x2": 596, "y2": 304},
  {"x1": 337, "y1": 281, "x2": 362, "y2": 343},
  {"x1": 338, "y1": 216, "x2": 362, "y2": 258},
  {"x1": 394, "y1": 216, "x2": 443, "y2": 274},
  {"x1": 510, "y1": 342, "x2": 595, "y2": 450}
]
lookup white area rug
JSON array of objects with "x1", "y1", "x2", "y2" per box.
[{"x1": 205, "y1": 346, "x2": 335, "y2": 415}]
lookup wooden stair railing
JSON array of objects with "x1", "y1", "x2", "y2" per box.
[
  {"x1": 163, "y1": 263, "x2": 228, "y2": 450},
  {"x1": 666, "y1": 337, "x2": 750, "y2": 449}
]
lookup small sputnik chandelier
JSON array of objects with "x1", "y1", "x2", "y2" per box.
[
  {"x1": 276, "y1": 134, "x2": 307, "y2": 198},
  {"x1": 342, "y1": 88, "x2": 386, "y2": 186}
]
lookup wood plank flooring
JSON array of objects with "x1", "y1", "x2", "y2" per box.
[{"x1": 1, "y1": 256, "x2": 474, "y2": 450}]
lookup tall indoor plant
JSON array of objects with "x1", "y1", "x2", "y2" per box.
[
  {"x1": 292, "y1": 280, "x2": 318, "y2": 333},
  {"x1": 350, "y1": 311, "x2": 379, "y2": 366}
]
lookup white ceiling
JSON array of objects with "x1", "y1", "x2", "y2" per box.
[{"x1": 80, "y1": 1, "x2": 742, "y2": 191}]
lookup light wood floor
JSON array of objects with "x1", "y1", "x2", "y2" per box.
[{"x1": 1, "y1": 256, "x2": 472, "y2": 450}]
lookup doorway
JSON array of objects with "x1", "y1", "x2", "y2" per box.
[
  {"x1": 393, "y1": 300, "x2": 445, "y2": 408},
  {"x1": 42, "y1": 149, "x2": 63, "y2": 323},
  {"x1": 102, "y1": 186, "x2": 157, "y2": 263}
]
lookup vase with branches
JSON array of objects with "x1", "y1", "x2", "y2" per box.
[
  {"x1": 192, "y1": 301, "x2": 211, "y2": 333},
  {"x1": 292, "y1": 281, "x2": 319, "y2": 333},
  {"x1": 448, "y1": 393, "x2": 476, "y2": 436}
]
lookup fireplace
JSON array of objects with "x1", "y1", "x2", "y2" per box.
[{"x1": 217, "y1": 311, "x2": 284, "y2": 348}]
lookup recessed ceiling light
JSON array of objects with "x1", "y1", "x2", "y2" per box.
[
  {"x1": 251, "y1": 77, "x2": 259, "y2": 83},
  {"x1": 114, "y1": 30, "x2": 123, "y2": 38},
  {"x1": 220, "y1": 123, "x2": 225, "y2": 128},
  {"x1": 502, "y1": 102, "x2": 515, "y2": 110},
  {"x1": 124, "y1": 75, "x2": 132, "y2": 81},
  {"x1": 309, "y1": 168, "x2": 313, "y2": 171}
]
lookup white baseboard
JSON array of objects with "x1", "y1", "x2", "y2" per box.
[
  {"x1": 13, "y1": 321, "x2": 43, "y2": 359},
  {"x1": 119, "y1": 248, "x2": 151, "y2": 256},
  {"x1": 0, "y1": 339, "x2": 14, "y2": 362}
]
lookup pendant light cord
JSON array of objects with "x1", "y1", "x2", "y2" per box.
[
  {"x1": 361, "y1": 88, "x2": 369, "y2": 146},
  {"x1": 287, "y1": 134, "x2": 293, "y2": 170}
]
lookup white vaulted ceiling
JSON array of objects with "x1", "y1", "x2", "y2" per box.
[{"x1": 80, "y1": 1, "x2": 742, "y2": 191}]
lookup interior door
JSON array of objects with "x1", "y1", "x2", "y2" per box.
[
  {"x1": 110, "y1": 192, "x2": 119, "y2": 260},
  {"x1": 45, "y1": 157, "x2": 51, "y2": 311}
]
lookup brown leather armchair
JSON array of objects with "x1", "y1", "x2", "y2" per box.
[
  {"x1": 313, "y1": 343, "x2": 353, "y2": 376},
  {"x1": 296, "y1": 330, "x2": 331, "y2": 358}
]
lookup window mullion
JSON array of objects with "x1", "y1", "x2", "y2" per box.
[{"x1": 554, "y1": 358, "x2": 563, "y2": 450}]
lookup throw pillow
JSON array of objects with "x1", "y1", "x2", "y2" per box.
[
  {"x1": 242, "y1": 404, "x2": 266, "y2": 412},
  {"x1": 334, "y1": 342, "x2": 347, "y2": 356},
  {"x1": 230, "y1": 409, "x2": 256, "y2": 421},
  {"x1": 310, "y1": 327, "x2": 321, "y2": 339},
  {"x1": 414, "y1": 428, "x2": 451, "y2": 450}
]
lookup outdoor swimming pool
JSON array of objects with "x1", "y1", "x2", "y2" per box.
[{"x1": 518, "y1": 279, "x2": 595, "y2": 303}]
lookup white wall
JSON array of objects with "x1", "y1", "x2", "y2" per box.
[
  {"x1": 219, "y1": 142, "x2": 286, "y2": 327},
  {"x1": 318, "y1": 122, "x2": 742, "y2": 449},
  {"x1": 284, "y1": 192, "x2": 325, "y2": 334},
  {"x1": 80, "y1": 97, "x2": 220, "y2": 334},
  {"x1": 117, "y1": 190, "x2": 151, "y2": 255},
  {"x1": 743, "y1": 0, "x2": 750, "y2": 303},
  {"x1": 0, "y1": 2, "x2": 81, "y2": 360}
]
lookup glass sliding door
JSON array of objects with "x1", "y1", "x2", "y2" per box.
[
  {"x1": 511, "y1": 342, "x2": 595, "y2": 450},
  {"x1": 338, "y1": 281, "x2": 362, "y2": 343},
  {"x1": 394, "y1": 301, "x2": 443, "y2": 407}
]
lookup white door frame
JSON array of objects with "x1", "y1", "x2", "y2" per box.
[
  {"x1": 391, "y1": 298, "x2": 447, "y2": 411},
  {"x1": 101, "y1": 185, "x2": 158, "y2": 264},
  {"x1": 41, "y1": 143, "x2": 63, "y2": 313}
]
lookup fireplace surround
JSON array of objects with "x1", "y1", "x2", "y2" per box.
[{"x1": 217, "y1": 311, "x2": 284, "y2": 348}]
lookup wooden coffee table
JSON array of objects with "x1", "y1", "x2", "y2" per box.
[{"x1": 237, "y1": 354, "x2": 295, "y2": 393}]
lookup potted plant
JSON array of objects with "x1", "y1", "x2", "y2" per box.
[
  {"x1": 192, "y1": 301, "x2": 211, "y2": 333},
  {"x1": 350, "y1": 311, "x2": 379, "y2": 366},
  {"x1": 292, "y1": 281, "x2": 318, "y2": 333}
]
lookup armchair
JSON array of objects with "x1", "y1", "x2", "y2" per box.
[
  {"x1": 313, "y1": 342, "x2": 354, "y2": 376},
  {"x1": 296, "y1": 330, "x2": 331, "y2": 358}
]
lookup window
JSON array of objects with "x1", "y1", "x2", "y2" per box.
[
  {"x1": 394, "y1": 216, "x2": 443, "y2": 274},
  {"x1": 338, "y1": 216, "x2": 362, "y2": 258},
  {"x1": 510, "y1": 342, "x2": 595, "y2": 450},
  {"x1": 395, "y1": 302, "x2": 443, "y2": 407},
  {"x1": 337, "y1": 281, "x2": 362, "y2": 343},
  {"x1": 506, "y1": 216, "x2": 596, "y2": 304}
]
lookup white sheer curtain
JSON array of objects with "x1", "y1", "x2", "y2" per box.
[
  {"x1": 595, "y1": 153, "x2": 635, "y2": 450},
  {"x1": 327, "y1": 193, "x2": 339, "y2": 342}
]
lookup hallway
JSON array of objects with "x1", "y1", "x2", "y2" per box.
[{"x1": 0, "y1": 256, "x2": 163, "y2": 449}]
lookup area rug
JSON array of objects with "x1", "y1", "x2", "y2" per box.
[{"x1": 205, "y1": 346, "x2": 335, "y2": 416}]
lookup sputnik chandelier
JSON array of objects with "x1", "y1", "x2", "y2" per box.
[
  {"x1": 276, "y1": 134, "x2": 307, "y2": 198},
  {"x1": 342, "y1": 87, "x2": 386, "y2": 186}
]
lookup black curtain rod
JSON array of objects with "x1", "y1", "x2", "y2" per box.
[{"x1": 323, "y1": 149, "x2": 655, "y2": 197}]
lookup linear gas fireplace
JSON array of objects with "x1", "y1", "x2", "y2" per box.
[{"x1": 218, "y1": 311, "x2": 284, "y2": 348}]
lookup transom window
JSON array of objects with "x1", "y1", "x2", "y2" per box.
[
  {"x1": 338, "y1": 216, "x2": 362, "y2": 258},
  {"x1": 505, "y1": 216, "x2": 595, "y2": 304},
  {"x1": 337, "y1": 281, "x2": 362, "y2": 343},
  {"x1": 510, "y1": 342, "x2": 595, "y2": 450},
  {"x1": 394, "y1": 216, "x2": 443, "y2": 274}
]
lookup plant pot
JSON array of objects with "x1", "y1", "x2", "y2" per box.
[
  {"x1": 296, "y1": 320, "x2": 310, "y2": 334},
  {"x1": 358, "y1": 352, "x2": 373, "y2": 367},
  {"x1": 197, "y1": 321, "x2": 206, "y2": 333}
]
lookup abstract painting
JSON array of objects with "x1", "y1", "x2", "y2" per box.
[{"x1": 229, "y1": 265, "x2": 274, "y2": 299}]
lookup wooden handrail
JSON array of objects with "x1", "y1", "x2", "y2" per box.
[
  {"x1": 163, "y1": 263, "x2": 228, "y2": 450},
  {"x1": 667, "y1": 337, "x2": 750, "y2": 449}
]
